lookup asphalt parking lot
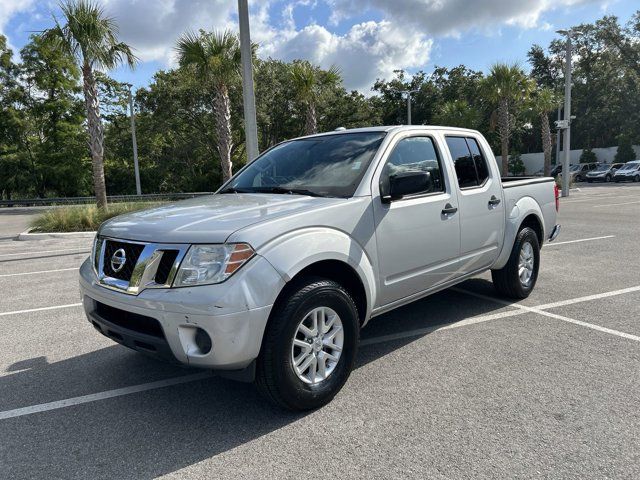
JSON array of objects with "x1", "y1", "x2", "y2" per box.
[{"x1": 1, "y1": 183, "x2": 639, "y2": 479}]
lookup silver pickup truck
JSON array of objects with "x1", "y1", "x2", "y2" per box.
[{"x1": 80, "y1": 126, "x2": 560, "y2": 410}]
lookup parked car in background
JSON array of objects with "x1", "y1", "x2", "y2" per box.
[
  {"x1": 550, "y1": 164, "x2": 563, "y2": 177},
  {"x1": 613, "y1": 161, "x2": 640, "y2": 182},
  {"x1": 586, "y1": 163, "x2": 624, "y2": 183},
  {"x1": 561, "y1": 163, "x2": 598, "y2": 182}
]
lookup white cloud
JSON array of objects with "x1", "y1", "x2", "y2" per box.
[
  {"x1": 327, "y1": 0, "x2": 600, "y2": 35},
  {"x1": 262, "y1": 20, "x2": 432, "y2": 91},
  {"x1": 0, "y1": 0, "x2": 35, "y2": 50}
]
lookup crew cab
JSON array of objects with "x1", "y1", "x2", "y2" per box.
[{"x1": 79, "y1": 126, "x2": 560, "y2": 410}]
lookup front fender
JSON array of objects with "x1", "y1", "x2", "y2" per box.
[
  {"x1": 257, "y1": 227, "x2": 377, "y2": 321},
  {"x1": 492, "y1": 196, "x2": 544, "y2": 270}
]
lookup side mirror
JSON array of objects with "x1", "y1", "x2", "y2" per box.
[{"x1": 383, "y1": 171, "x2": 431, "y2": 202}]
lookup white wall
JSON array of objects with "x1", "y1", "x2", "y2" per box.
[{"x1": 504, "y1": 145, "x2": 640, "y2": 175}]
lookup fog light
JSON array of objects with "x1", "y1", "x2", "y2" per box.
[{"x1": 194, "y1": 328, "x2": 212, "y2": 354}]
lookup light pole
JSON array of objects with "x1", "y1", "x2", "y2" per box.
[
  {"x1": 556, "y1": 28, "x2": 581, "y2": 197},
  {"x1": 124, "y1": 83, "x2": 141, "y2": 196},
  {"x1": 238, "y1": 0, "x2": 259, "y2": 162},
  {"x1": 393, "y1": 88, "x2": 420, "y2": 125}
]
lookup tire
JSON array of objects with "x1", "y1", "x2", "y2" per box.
[
  {"x1": 491, "y1": 227, "x2": 540, "y2": 299},
  {"x1": 255, "y1": 276, "x2": 359, "y2": 411},
  {"x1": 605, "y1": 175, "x2": 611, "y2": 183},
  {"x1": 635, "y1": 175, "x2": 640, "y2": 183}
]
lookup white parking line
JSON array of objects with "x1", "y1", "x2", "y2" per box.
[
  {"x1": 453, "y1": 288, "x2": 640, "y2": 343},
  {"x1": 0, "y1": 248, "x2": 90, "y2": 257},
  {"x1": 544, "y1": 235, "x2": 614, "y2": 246},
  {"x1": 0, "y1": 303, "x2": 82, "y2": 317},
  {"x1": 0, "y1": 267, "x2": 78, "y2": 278},
  {"x1": 535, "y1": 285, "x2": 640, "y2": 310},
  {"x1": 593, "y1": 200, "x2": 640, "y2": 208},
  {"x1": 0, "y1": 373, "x2": 212, "y2": 420}
]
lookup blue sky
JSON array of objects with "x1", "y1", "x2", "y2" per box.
[{"x1": 1, "y1": 0, "x2": 638, "y2": 93}]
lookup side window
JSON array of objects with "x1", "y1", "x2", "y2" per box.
[
  {"x1": 380, "y1": 136, "x2": 445, "y2": 197},
  {"x1": 446, "y1": 136, "x2": 477, "y2": 188},
  {"x1": 466, "y1": 138, "x2": 490, "y2": 184}
]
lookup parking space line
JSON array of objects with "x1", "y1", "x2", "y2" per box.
[
  {"x1": 0, "y1": 373, "x2": 212, "y2": 421},
  {"x1": 0, "y1": 267, "x2": 78, "y2": 278},
  {"x1": 0, "y1": 248, "x2": 90, "y2": 257},
  {"x1": 544, "y1": 235, "x2": 614, "y2": 246},
  {"x1": 0, "y1": 303, "x2": 82, "y2": 317},
  {"x1": 453, "y1": 288, "x2": 640, "y2": 343},
  {"x1": 593, "y1": 200, "x2": 640, "y2": 208},
  {"x1": 535, "y1": 286, "x2": 640, "y2": 310},
  {"x1": 361, "y1": 309, "x2": 527, "y2": 346}
]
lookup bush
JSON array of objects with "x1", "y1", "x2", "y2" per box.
[
  {"x1": 30, "y1": 202, "x2": 165, "y2": 233},
  {"x1": 580, "y1": 148, "x2": 597, "y2": 163},
  {"x1": 614, "y1": 135, "x2": 637, "y2": 163},
  {"x1": 508, "y1": 152, "x2": 526, "y2": 176}
]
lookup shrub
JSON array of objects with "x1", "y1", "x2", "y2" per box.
[
  {"x1": 508, "y1": 152, "x2": 526, "y2": 176},
  {"x1": 30, "y1": 202, "x2": 165, "y2": 233},
  {"x1": 580, "y1": 148, "x2": 597, "y2": 163},
  {"x1": 614, "y1": 135, "x2": 637, "y2": 163}
]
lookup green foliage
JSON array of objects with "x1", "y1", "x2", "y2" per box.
[
  {"x1": 580, "y1": 148, "x2": 597, "y2": 163},
  {"x1": 433, "y1": 100, "x2": 481, "y2": 129},
  {"x1": 31, "y1": 202, "x2": 165, "y2": 232},
  {"x1": 508, "y1": 152, "x2": 526, "y2": 176},
  {"x1": 614, "y1": 135, "x2": 637, "y2": 163}
]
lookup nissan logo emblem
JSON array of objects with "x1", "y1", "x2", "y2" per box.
[{"x1": 110, "y1": 248, "x2": 127, "y2": 273}]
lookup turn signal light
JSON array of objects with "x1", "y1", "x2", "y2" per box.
[{"x1": 224, "y1": 243, "x2": 255, "y2": 274}]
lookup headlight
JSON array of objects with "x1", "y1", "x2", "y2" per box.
[
  {"x1": 91, "y1": 235, "x2": 102, "y2": 275},
  {"x1": 173, "y1": 243, "x2": 255, "y2": 287}
]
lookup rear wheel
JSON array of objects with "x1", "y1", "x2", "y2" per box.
[
  {"x1": 491, "y1": 227, "x2": 540, "y2": 299},
  {"x1": 605, "y1": 175, "x2": 611, "y2": 183},
  {"x1": 255, "y1": 277, "x2": 359, "y2": 411},
  {"x1": 634, "y1": 175, "x2": 640, "y2": 183}
]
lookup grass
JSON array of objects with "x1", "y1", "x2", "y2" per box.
[{"x1": 30, "y1": 202, "x2": 165, "y2": 233}]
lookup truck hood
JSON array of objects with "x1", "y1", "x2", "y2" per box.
[{"x1": 99, "y1": 193, "x2": 348, "y2": 244}]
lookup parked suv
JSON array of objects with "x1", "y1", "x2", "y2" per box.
[
  {"x1": 613, "y1": 161, "x2": 640, "y2": 182},
  {"x1": 586, "y1": 163, "x2": 623, "y2": 183},
  {"x1": 563, "y1": 163, "x2": 598, "y2": 182}
]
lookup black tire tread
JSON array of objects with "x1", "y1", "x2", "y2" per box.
[{"x1": 491, "y1": 227, "x2": 540, "y2": 299}]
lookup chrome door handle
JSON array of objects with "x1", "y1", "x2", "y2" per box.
[
  {"x1": 441, "y1": 203, "x2": 458, "y2": 215},
  {"x1": 488, "y1": 196, "x2": 501, "y2": 206}
]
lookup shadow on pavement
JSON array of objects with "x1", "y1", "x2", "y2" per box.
[{"x1": 0, "y1": 279, "x2": 512, "y2": 479}]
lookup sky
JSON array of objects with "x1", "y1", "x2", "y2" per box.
[{"x1": 1, "y1": 0, "x2": 638, "y2": 93}]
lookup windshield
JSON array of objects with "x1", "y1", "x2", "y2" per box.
[
  {"x1": 221, "y1": 132, "x2": 386, "y2": 197},
  {"x1": 569, "y1": 165, "x2": 582, "y2": 172},
  {"x1": 619, "y1": 162, "x2": 639, "y2": 171},
  {"x1": 593, "y1": 164, "x2": 610, "y2": 172}
]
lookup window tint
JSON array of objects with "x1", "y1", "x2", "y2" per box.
[
  {"x1": 381, "y1": 136, "x2": 444, "y2": 197},
  {"x1": 446, "y1": 136, "x2": 477, "y2": 188},
  {"x1": 466, "y1": 138, "x2": 489, "y2": 184}
]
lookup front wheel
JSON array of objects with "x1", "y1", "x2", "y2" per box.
[
  {"x1": 491, "y1": 227, "x2": 540, "y2": 299},
  {"x1": 605, "y1": 175, "x2": 611, "y2": 183},
  {"x1": 255, "y1": 277, "x2": 359, "y2": 411},
  {"x1": 634, "y1": 175, "x2": 640, "y2": 183}
]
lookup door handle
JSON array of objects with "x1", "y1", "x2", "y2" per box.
[
  {"x1": 441, "y1": 203, "x2": 458, "y2": 215},
  {"x1": 488, "y1": 195, "x2": 501, "y2": 207}
]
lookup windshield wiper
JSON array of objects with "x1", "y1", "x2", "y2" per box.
[
  {"x1": 252, "y1": 186, "x2": 326, "y2": 197},
  {"x1": 218, "y1": 187, "x2": 255, "y2": 194}
]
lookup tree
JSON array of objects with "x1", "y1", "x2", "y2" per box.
[
  {"x1": 508, "y1": 152, "x2": 525, "y2": 176},
  {"x1": 531, "y1": 87, "x2": 560, "y2": 175},
  {"x1": 41, "y1": 0, "x2": 136, "y2": 207},
  {"x1": 290, "y1": 60, "x2": 341, "y2": 135},
  {"x1": 176, "y1": 29, "x2": 241, "y2": 182},
  {"x1": 580, "y1": 148, "x2": 597, "y2": 163},
  {"x1": 614, "y1": 134, "x2": 636, "y2": 163},
  {"x1": 433, "y1": 99, "x2": 481, "y2": 129},
  {"x1": 483, "y1": 63, "x2": 533, "y2": 174}
]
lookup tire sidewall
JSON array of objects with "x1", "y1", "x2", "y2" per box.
[
  {"x1": 268, "y1": 281, "x2": 359, "y2": 409},
  {"x1": 512, "y1": 227, "x2": 540, "y2": 297}
]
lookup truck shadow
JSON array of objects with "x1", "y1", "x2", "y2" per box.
[{"x1": 1, "y1": 278, "x2": 515, "y2": 479}]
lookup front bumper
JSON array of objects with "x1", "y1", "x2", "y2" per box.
[
  {"x1": 79, "y1": 254, "x2": 285, "y2": 371},
  {"x1": 613, "y1": 175, "x2": 634, "y2": 181}
]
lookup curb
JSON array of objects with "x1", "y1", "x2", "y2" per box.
[{"x1": 17, "y1": 229, "x2": 96, "y2": 241}]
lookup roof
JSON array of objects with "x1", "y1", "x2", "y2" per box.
[{"x1": 295, "y1": 125, "x2": 482, "y2": 140}]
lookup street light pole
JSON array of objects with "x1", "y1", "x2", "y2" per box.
[
  {"x1": 407, "y1": 94, "x2": 412, "y2": 125},
  {"x1": 561, "y1": 35, "x2": 572, "y2": 198},
  {"x1": 555, "y1": 106, "x2": 562, "y2": 171},
  {"x1": 238, "y1": 0, "x2": 259, "y2": 162},
  {"x1": 125, "y1": 84, "x2": 141, "y2": 196}
]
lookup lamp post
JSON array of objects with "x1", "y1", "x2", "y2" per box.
[
  {"x1": 556, "y1": 28, "x2": 581, "y2": 197},
  {"x1": 124, "y1": 83, "x2": 141, "y2": 196},
  {"x1": 392, "y1": 88, "x2": 420, "y2": 125},
  {"x1": 238, "y1": 0, "x2": 259, "y2": 162}
]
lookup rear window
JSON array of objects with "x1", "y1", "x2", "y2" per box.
[{"x1": 445, "y1": 136, "x2": 490, "y2": 188}]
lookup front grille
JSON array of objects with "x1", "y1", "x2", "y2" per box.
[
  {"x1": 102, "y1": 239, "x2": 145, "y2": 281},
  {"x1": 154, "y1": 250, "x2": 179, "y2": 285},
  {"x1": 95, "y1": 302, "x2": 164, "y2": 338}
]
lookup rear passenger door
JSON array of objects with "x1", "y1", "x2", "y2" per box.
[{"x1": 444, "y1": 135, "x2": 504, "y2": 274}]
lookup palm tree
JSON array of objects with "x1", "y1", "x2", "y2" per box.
[
  {"x1": 484, "y1": 63, "x2": 533, "y2": 175},
  {"x1": 290, "y1": 61, "x2": 341, "y2": 135},
  {"x1": 433, "y1": 100, "x2": 481, "y2": 129},
  {"x1": 176, "y1": 30, "x2": 241, "y2": 182},
  {"x1": 42, "y1": 0, "x2": 136, "y2": 207},
  {"x1": 531, "y1": 87, "x2": 560, "y2": 176}
]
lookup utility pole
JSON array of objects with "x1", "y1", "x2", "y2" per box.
[
  {"x1": 238, "y1": 0, "x2": 259, "y2": 162},
  {"x1": 555, "y1": 106, "x2": 562, "y2": 170},
  {"x1": 125, "y1": 83, "x2": 141, "y2": 196}
]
